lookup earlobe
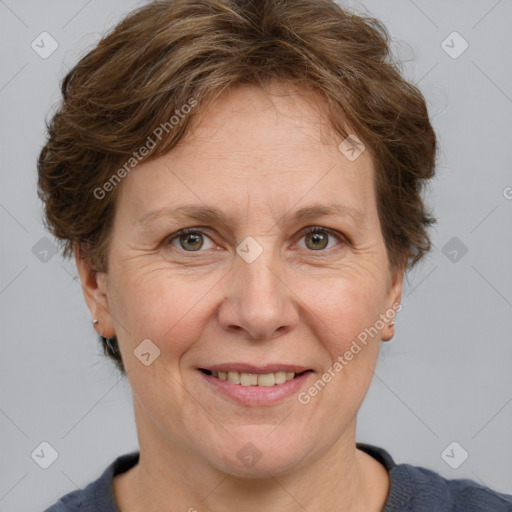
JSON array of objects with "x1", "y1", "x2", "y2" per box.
[{"x1": 73, "y1": 243, "x2": 116, "y2": 338}]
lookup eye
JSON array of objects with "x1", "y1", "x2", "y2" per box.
[
  {"x1": 297, "y1": 226, "x2": 344, "y2": 252},
  {"x1": 167, "y1": 228, "x2": 216, "y2": 252},
  {"x1": 165, "y1": 226, "x2": 345, "y2": 254}
]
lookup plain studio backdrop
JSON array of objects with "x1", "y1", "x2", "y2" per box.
[{"x1": 1, "y1": 0, "x2": 511, "y2": 510}]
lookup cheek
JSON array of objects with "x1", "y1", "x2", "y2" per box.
[
  {"x1": 108, "y1": 264, "x2": 213, "y2": 357},
  {"x1": 307, "y1": 269, "x2": 387, "y2": 342},
  {"x1": 310, "y1": 278, "x2": 383, "y2": 409}
]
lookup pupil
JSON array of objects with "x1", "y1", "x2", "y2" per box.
[
  {"x1": 182, "y1": 233, "x2": 202, "y2": 251},
  {"x1": 307, "y1": 232, "x2": 327, "y2": 250}
]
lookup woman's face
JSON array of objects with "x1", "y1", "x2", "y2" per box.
[{"x1": 78, "y1": 82, "x2": 403, "y2": 476}]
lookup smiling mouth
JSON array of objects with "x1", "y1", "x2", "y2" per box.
[{"x1": 199, "y1": 369, "x2": 312, "y2": 387}]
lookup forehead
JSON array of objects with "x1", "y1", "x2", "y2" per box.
[
  {"x1": 178, "y1": 82, "x2": 347, "y2": 157},
  {"x1": 115, "y1": 82, "x2": 377, "y2": 226}
]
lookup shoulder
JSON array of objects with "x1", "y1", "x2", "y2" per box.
[
  {"x1": 392, "y1": 463, "x2": 512, "y2": 511},
  {"x1": 357, "y1": 443, "x2": 512, "y2": 512},
  {"x1": 43, "y1": 490, "x2": 83, "y2": 512},
  {"x1": 43, "y1": 452, "x2": 139, "y2": 512}
]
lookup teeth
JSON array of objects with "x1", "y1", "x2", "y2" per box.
[
  {"x1": 227, "y1": 371, "x2": 240, "y2": 384},
  {"x1": 240, "y1": 373, "x2": 258, "y2": 386},
  {"x1": 212, "y1": 370, "x2": 299, "y2": 386}
]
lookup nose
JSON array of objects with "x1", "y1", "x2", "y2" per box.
[{"x1": 218, "y1": 243, "x2": 299, "y2": 340}]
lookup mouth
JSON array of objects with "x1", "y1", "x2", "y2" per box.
[
  {"x1": 197, "y1": 364, "x2": 314, "y2": 405},
  {"x1": 198, "y1": 368, "x2": 313, "y2": 387}
]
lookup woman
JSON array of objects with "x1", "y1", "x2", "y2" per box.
[{"x1": 38, "y1": 0, "x2": 512, "y2": 510}]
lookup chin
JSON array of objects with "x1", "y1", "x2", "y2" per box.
[{"x1": 200, "y1": 427, "x2": 314, "y2": 478}]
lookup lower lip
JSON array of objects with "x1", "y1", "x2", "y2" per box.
[{"x1": 198, "y1": 370, "x2": 313, "y2": 406}]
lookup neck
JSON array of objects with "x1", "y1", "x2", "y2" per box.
[{"x1": 113, "y1": 406, "x2": 389, "y2": 512}]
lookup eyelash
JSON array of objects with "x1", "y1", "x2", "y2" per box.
[{"x1": 164, "y1": 226, "x2": 346, "y2": 254}]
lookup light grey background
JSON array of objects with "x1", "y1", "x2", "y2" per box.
[{"x1": 1, "y1": 0, "x2": 511, "y2": 510}]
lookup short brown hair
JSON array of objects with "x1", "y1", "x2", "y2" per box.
[{"x1": 37, "y1": 0, "x2": 437, "y2": 375}]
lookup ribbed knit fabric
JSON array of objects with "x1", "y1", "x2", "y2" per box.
[{"x1": 44, "y1": 443, "x2": 512, "y2": 511}]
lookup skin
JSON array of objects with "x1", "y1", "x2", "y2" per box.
[{"x1": 75, "y1": 81, "x2": 404, "y2": 512}]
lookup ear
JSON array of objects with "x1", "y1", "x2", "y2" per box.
[
  {"x1": 382, "y1": 262, "x2": 405, "y2": 342},
  {"x1": 73, "y1": 243, "x2": 116, "y2": 338}
]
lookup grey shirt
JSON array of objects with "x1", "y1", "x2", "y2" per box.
[{"x1": 44, "y1": 443, "x2": 512, "y2": 511}]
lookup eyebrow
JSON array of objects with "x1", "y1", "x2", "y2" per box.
[{"x1": 137, "y1": 203, "x2": 367, "y2": 228}]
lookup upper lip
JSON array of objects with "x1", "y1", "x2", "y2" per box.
[{"x1": 199, "y1": 363, "x2": 312, "y2": 374}]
